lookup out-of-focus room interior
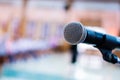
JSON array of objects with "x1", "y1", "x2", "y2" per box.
[{"x1": 0, "y1": 0, "x2": 120, "y2": 80}]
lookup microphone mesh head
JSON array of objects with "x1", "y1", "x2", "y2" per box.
[{"x1": 64, "y1": 22, "x2": 87, "y2": 45}]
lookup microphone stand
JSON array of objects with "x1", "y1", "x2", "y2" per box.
[{"x1": 95, "y1": 46, "x2": 120, "y2": 64}]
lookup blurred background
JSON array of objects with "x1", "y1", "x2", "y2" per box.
[{"x1": 0, "y1": 0, "x2": 120, "y2": 80}]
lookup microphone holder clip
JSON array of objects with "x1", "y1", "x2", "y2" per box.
[{"x1": 95, "y1": 46, "x2": 120, "y2": 64}]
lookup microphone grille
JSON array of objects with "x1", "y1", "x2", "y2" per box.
[{"x1": 64, "y1": 22, "x2": 86, "y2": 45}]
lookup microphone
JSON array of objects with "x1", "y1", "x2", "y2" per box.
[
  {"x1": 64, "y1": 22, "x2": 120, "y2": 64},
  {"x1": 64, "y1": 22, "x2": 120, "y2": 50}
]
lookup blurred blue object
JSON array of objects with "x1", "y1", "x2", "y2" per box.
[{"x1": 2, "y1": 66, "x2": 71, "y2": 80}]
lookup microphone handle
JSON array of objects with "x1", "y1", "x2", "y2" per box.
[{"x1": 84, "y1": 29, "x2": 120, "y2": 50}]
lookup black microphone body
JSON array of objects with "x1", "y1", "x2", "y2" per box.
[
  {"x1": 84, "y1": 29, "x2": 120, "y2": 50},
  {"x1": 64, "y1": 22, "x2": 120, "y2": 50}
]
